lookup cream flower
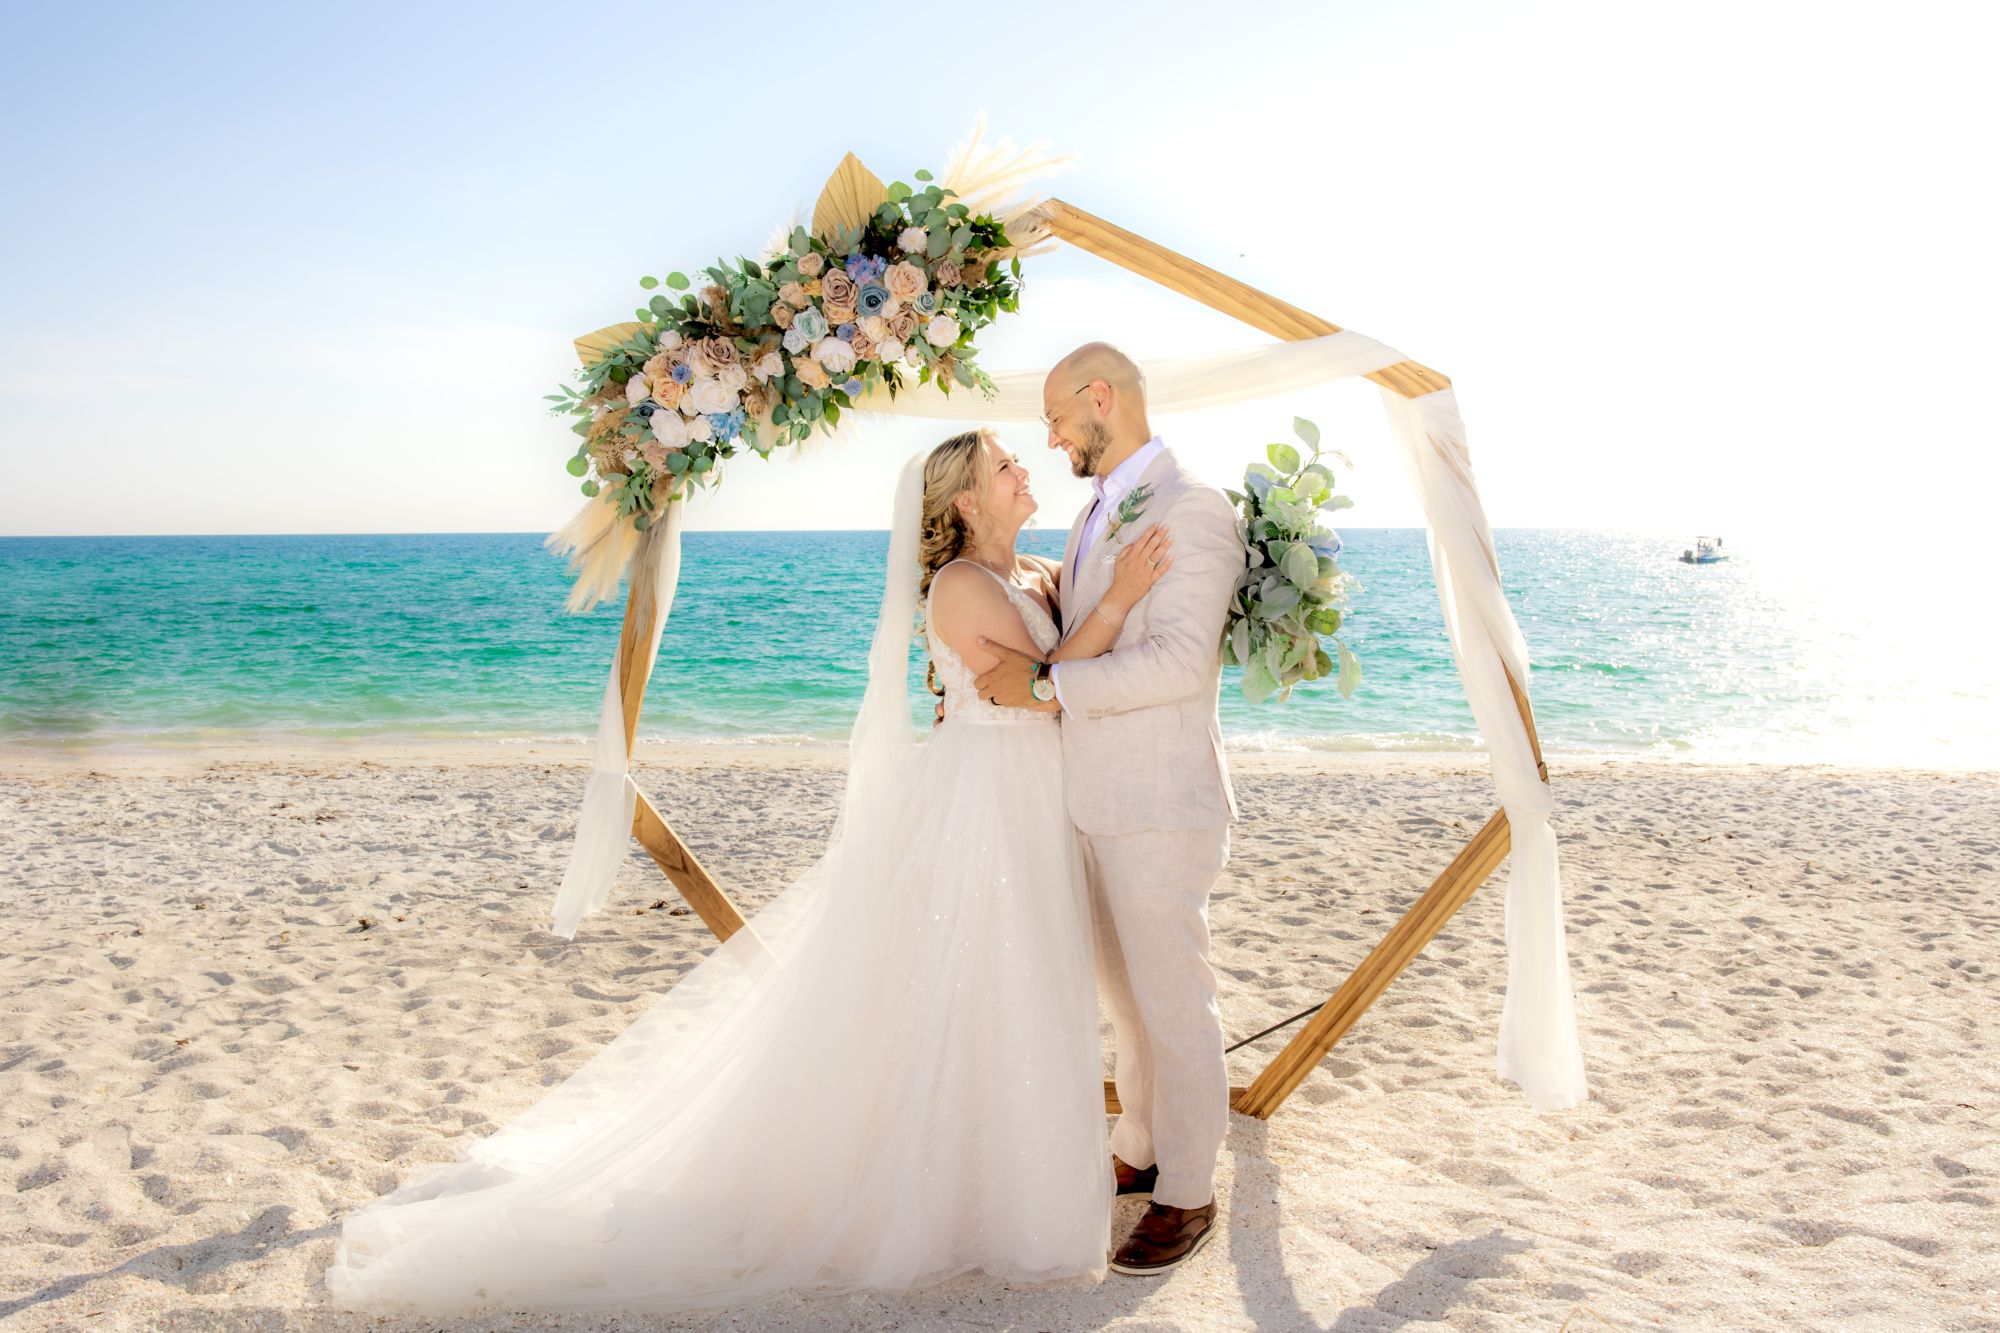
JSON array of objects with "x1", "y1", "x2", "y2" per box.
[
  {"x1": 771, "y1": 303, "x2": 796, "y2": 330},
  {"x1": 690, "y1": 378, "x2": 737, "y2": 414},
  {"x1": 624, "y1": 374, "x2": 651, "y2": 405},
  {"x1": 812, "y1": 336, "x2": 857, "y2": 376},
  {"x1": 875, "y1": 337, "x2": 906, "y2": 365},
  {"x1": 753, "y1": 351, "x2": 784, "y2": 381},
  {"x1": 656, "y1": 329, "x2": 684, "y2": 352},
  {"x1": 778, "y1": 281, "x2": 807, "y2": 308},
  {"x1": 650, "y1": 378, "x2": 684, "y2": 410},
  {"x1": 859, "y1": 314, "x2": 888, "y2": 341},
  {"x1": 794, "y1": 358, "x2": 831, "y2": 390},
  {"x1": 650, "y1": 412, "x2": 690, "y2": 448},
  {"x1": 688, "y1": 414, "x2": 714, "y2": 442},
  {"x1": 884, "y1": 260, "x2": 927, "y2": 302},
  {"x1": 897, "y1": 226, "x2": 927, "y2": 254},
  {"x1": 717, "y1": 363, "x2": 748, "y2": 392},
  {"x1": 924, "y1": 314, "x2": 962, "y2": 348},
  {"x1": 796, "y1": 251, "x2": 824, "y2": 277}
]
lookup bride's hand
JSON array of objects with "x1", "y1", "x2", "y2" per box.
[{"x1": 1103, "y1": 526, "x2": 1173, "y2": 618}]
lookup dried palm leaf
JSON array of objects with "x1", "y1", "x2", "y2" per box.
[
  {"x1": 574, "y1": 321, "x2": 646, "y2": 368},
  {"x1": 812, "y1": 152, "x2": 887, "y2": 242}
]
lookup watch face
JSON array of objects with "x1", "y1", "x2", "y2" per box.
[{"x1": 1032, "y1": 678, "x2": 1055, "y2": 702}]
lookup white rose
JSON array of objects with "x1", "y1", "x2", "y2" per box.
[
  {"x1": 904, "y1": 341, "x2": 925, "y2": 365},
  {"x1": 898, "y1": 226, "x2": 927, "y2": 253},
  {"x1": 859, "y1": 315, "x2": 888, "y2": 341},
  {"x1": 650, "y1": 413, "x2": 689, "y2": 448},
  {"x1": 688, "y1": 414, "x2": 714, "y2": 442},
  {"x1": 656, "y1": 329, "x2": 684, "y2": 351},
  {"x1": 691, "y1": 377, "x2": 737, "y2": 414},
  {"x1": 753, "y1": 351, "x2": 783, "y2": 381},
  {"x1": 880, "y1": 296, "x2": 903, "y2": 318},
  {"x1": 813, "y1": 336, "x2": 858, "y2": 376},
  {"x1": 624, "y1": 375, "x2": 651, "y2": 405},
  {"x1": 924, "y1": 314, "x2": 962, "y2": 348},
  {"x1": 679, "y1": 394, "x2": 700, "y2": 416},
  {"x1": 717, "y1": 363, "x2": 748, "y2": 392},
  {"x1": 875, "y1": 338, "x2": 905, "y2": 365}
]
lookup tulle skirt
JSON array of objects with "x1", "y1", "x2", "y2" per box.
[{"x1": 326, "y1": 715, "x2": 1111, "y2": 1314}]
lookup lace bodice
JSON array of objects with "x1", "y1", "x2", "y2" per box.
[{"x1": 926, "y1": 560, "x2": 1061, "y2": 724}]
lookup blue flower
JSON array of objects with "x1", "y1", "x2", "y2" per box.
[
  {"x1": 670, "y1": 363, "x2": 693, "y2": 385},
  {"x1": 846, "y1": 254, "x2": 886, "y2": 283},
  {"x1": 709, "y1": 408, "x2": 745, "y2": 441},
  {"x1": 836, "y1": 322, "x2": 857, "y2": 341},
  {"x1": 843, "y1": 376, "x2": 863, "y2": 397},
  {"x1": 914, "y1": 291, "x2": 937, "y2": 316},
  {"x1": 856, "y1": 283, "x2": 890, "y2": 317},
  {"x1": 636, "y1": 402, "x2": 656, "y2": 417}
]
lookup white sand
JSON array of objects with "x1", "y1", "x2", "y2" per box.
[{"x1": 1, "y1": 744, "x2": 1996, "y2": 1331}]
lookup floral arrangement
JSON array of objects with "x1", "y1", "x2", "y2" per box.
[
  {"x1": 1223, "y1": 416, "x2": 1362, "y2": 704},
  {"x1": 545, "y1": 169, "x2": 1023, "y2": 532}
]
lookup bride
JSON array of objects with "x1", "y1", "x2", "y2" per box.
[{"x1": 325, "y1": 427, "x2": 1175, "y2": 1314}]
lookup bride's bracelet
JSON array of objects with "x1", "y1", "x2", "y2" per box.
[{"x1": 1091, "y1": 606, "x2": 1124, "y2": 632}]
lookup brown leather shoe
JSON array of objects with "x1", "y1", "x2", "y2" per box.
[
  {"x1": 1113, "y1": 1154, "x2": 1158, "y2": 1198},
  {"x1": 1109, "y1": 1199, "x2": 1219, "y2": 1276}
]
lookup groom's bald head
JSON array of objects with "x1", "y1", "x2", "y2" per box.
[{"x1": 1043, "y1": 342, "x2": 1153, "y2": 479}]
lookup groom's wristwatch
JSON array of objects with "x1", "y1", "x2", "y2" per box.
[{"x1": 1030, "y1": 661, "x2": 1056, "y2": 703}]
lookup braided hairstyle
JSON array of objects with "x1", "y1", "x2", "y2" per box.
[{"x1": 916, "y1": 427, "x2": 996, "y2": 697}]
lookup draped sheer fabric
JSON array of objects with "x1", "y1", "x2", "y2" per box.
[{"x1": 546, "y1": 329, "x2": 1588, "y2": 1114}]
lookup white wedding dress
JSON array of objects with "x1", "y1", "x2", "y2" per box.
[{"x1": 325, "y1": 542, "x2": 1112, "y2": 1314}]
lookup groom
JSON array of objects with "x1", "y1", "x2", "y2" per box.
[{"x1": 975, "y1": 342, "x2": 1245, "y2": 1276}]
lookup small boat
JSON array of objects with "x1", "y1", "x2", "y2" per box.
[{"x1": 1679, "y1": 536, "x2": 1728, "y2": 564}]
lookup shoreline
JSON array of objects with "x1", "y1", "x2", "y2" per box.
[{"x1": 3, "y1": 734, "x2": 1995, "y2": 781}]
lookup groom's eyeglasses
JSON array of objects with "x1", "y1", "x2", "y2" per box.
[{"x1": 1039, "y1": 381, "x2": 1096, "y2": 432}]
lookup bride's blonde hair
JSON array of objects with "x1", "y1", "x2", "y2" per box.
[{"x1": 918, "y1": 428, "x2": 995, "y2": 599}]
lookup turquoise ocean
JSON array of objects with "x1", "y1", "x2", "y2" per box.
[{"x1": 2, "y1": 530, "x2": 1993, "y2": 766}]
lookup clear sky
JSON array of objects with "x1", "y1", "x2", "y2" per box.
[{"x1": 2, "y1": 0, "x2": 1994, "y2": 554}]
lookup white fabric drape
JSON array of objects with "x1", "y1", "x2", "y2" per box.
[
  {"x1": 548, "y1": 328, "x2": 1587, "y2": 1113},
  {"x1": 550, "y1": 498, "x2": 684, "y2": 940}
]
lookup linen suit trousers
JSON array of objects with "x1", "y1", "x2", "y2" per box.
[{"x1": 1083, "y1": 823, "x2": 1231, "y2": 1209}]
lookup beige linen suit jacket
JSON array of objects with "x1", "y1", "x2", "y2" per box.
[{"x1": 1056, "y1": 446, "x2": 1246, "y2": 837}]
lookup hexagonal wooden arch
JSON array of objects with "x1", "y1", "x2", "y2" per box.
[{"x1": 604, "y1": 198, "x2": 1549, "y2": 1119}]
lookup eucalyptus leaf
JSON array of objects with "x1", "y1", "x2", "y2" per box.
[
  {"x1": 639, "y1": 275, "x2": 659, "y2": 289},
  {"x1": 565, "y1": 456, "x2": 588, "y2": 477},
  {"x1": 1242, "y1": 657, "x2": 1278, "y2": 705},
  {"x1": 1280, "y1": 542, "x2": 1318, "y2": 589},
  {"x1": 1336, "y1": 641, "x2": 1363, "y2": 699},
  {"x1": 665, "y1": 272, "x2": 690, "y2": 290}
]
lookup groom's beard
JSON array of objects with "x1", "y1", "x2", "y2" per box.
[{"x1": 1070, "y1": 419, "x2": 1113, "y2": 479}]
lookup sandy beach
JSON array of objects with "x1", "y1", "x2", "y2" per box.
[{"x1": 1, "y1": 745, "x2": 1995, "y2": 1331}]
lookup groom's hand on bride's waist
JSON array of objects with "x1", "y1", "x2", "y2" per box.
[{"x1": 973, "y1": 639, "x2": 1062, "y2": 713}]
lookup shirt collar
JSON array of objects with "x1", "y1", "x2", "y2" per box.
[{"x1": 1091, "y1": 436, "x2": 1166, "y2": 504}]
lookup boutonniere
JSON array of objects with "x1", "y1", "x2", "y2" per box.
[{"x1": 1098, "y1": 483, "x2": 1156, "y2": 564}]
